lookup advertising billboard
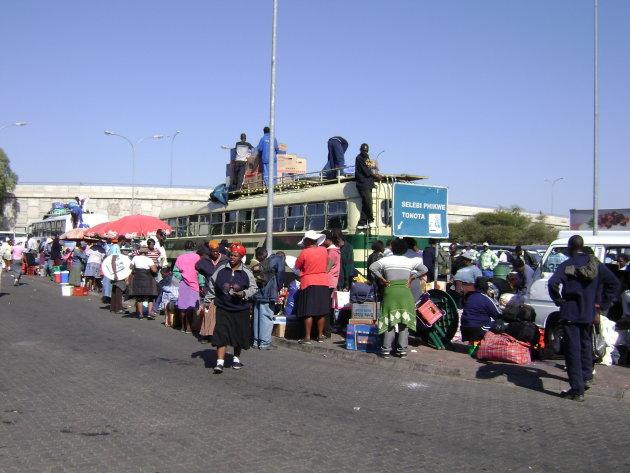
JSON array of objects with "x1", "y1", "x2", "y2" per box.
[{"x1": 570, "y1": 208, "x2": 630, "y2": 231}]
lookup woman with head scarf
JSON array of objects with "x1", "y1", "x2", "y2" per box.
[
  {"x1": 195, "y1": 240, "x2": 228, "y2": 342},
  {"x1": 204, "y1": 242, "x2": 257, "y2": 373},
  {"x1": 295, "y1": 230, "x2": 331, "y2": 344}
]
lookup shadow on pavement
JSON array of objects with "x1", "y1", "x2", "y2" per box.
[
  {"x1": 191, "y1": 349, "x2": 219, "y2": 369},
  {"x1": 476, "y1": 361, "x2": 565, "y2": 397}
]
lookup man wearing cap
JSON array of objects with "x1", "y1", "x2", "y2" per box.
[
  {"x1": 452, "y1": 250, "x2": 483, "y2": 306},
  {"x1": 479, "y1": 242, "x2": 499, "y2": 277},
  {"x1": 510, "y1": 258, "x2": 535, "y2": 303}
]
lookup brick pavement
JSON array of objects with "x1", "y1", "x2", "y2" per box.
[{"x1": 1, "y1": 273, "x2": 630, "y2": 472}]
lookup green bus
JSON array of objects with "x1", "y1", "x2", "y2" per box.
[{"x1": 159, "y1": 174, "x2": 429, "y2": 274}]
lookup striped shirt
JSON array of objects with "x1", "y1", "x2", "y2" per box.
[{"x1": 369, "y1": 255, "x2": 428, "y2": 281}]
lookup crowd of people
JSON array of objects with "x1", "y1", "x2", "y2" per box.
[{"x1": 5, "y1": 226, "x2": 626, "y2": 398}]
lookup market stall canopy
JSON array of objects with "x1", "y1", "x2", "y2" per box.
[
  {"x1": 82, "y1": 221, "x2": 112, "y2": 239},
  {"x1": 94, "y1": 214, "x2": 172, "y2": 239}
]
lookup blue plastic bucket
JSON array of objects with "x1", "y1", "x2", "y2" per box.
[{"x1": 60, "y1": 271, "x2": 69, "y2": 284}]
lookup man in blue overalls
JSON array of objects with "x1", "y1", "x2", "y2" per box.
[
  {"x1": 548, "y1": 235, "x2": 619, "y2": 401},
  {"x1": 257, "y1": 127, "x2": 280, "y2": 186}
]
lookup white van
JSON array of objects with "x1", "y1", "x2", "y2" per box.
[{"x1": 527, "y1": 233, "x2": 630, "y2": 350}]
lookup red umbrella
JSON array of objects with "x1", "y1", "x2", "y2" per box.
[
  {"x1": 83, "y1": 221, "x2": 112, "y2": 238},
  {"x1": 96, "y1": 214, "x2": 172, "y2": 239}
]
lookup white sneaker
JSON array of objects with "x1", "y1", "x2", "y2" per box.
[{"x1": 368, "y1": 222, "x2": 376, "y2": 228}]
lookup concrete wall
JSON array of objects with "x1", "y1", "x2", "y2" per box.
[{"x1": 3, "y1": 184, "x2": 211, "y2": 232}]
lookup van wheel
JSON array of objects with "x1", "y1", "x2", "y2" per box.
[{"x1": 542, "y1": 315, "x2": 564, "y2": 360}]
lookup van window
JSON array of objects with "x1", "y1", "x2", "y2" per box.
[
  {"x1": 542, "y1": 247, "x2": 569, "y2": 273},
  {"x1": 604, "y1": 247, "x2": 630, "y2": 264}
]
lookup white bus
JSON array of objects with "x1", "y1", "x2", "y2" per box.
[
  {"x1": 27, "y1": 213, "x2": 109, "y2": 240},
  {"x1": 159, "y1": 174, "x2": 428, "y2": 273}
]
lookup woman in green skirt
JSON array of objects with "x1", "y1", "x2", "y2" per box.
[{"x1": 369, "y1": 238, "x2": 427, "y2": 358}]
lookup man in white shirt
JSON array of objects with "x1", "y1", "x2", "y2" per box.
[{"x1": 231, "y1": 133, "x2": 253, "y2": 191}]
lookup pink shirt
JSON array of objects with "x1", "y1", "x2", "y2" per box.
[
  {"x1": 327, "y1": 245, "x2": 340, "y2": 289},
  {"x1": 174, "y1": 252, "x2": 201, "y2": 290},
  {"x1": 295, "y1": 246, "x2": 330, "y2": 289},
  {"x1": 12, "y1": 245, "x2": 26, "y2": 260}
]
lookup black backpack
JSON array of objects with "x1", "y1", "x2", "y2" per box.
[
  {"x1": 506, "y1": 321, "x2": 539, "y2": 346},
  {"x1": 501, "y1": 301, "x2": 536, "y2": 323}
]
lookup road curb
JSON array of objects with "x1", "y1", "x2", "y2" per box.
[{"x1": 272, "y1": 336, "x2": 629, "y2": 402}]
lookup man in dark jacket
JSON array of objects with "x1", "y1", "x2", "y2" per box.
[
  {"x1": 548, "y1": 235, "x2": 619, "y2": 401},
  {"x1": 252, "y1": 251, "x2": 286, "y2": 350},
  {"x1": 354, "y1": 143, "x2": 381, "y2": 229}
]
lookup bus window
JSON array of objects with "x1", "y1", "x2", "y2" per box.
[
  {"x1": 198, "y1": 214, "x2": 210, "y2": 236},
  {"x1": 224, "y1": 211, "x2": 238, "y2": 234},
  {"x1": 238, "y1": 210, "x2": 252, "y2": 234},
  {"x1": 188, "y1": 215, "x2": 199, "y2": 236},
  {"x1": 253, "y1": 208, "x2": 266, "y2": 233},
  {"x1": 327, "y1": 201, "x2": 347, "y2": 230},
  {"x1": 211, "y1": 213, "x2": 223, "y2": 235},
  {"x1": 273, "y1": 206, "x2": 285, "y2": 232},
  {"x1": 166, "y1": 218, "x2": 176, "y2": 233},
  {"x1": 286, "y1": 205, "x2": 305, "y2": 232},
  {"x1": 306, "y1": 203, "x2": 325, "y2": 231},
  {"x1": 176, "y1": 217, "x2": 188, "y2": 237},
  {"x1": 380, "y1": 199, "x2": 392, "y2": 225}
]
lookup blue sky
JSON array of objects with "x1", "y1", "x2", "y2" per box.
[{"x1": 1, "y1": 0, "x2": 628, "y2": 217}]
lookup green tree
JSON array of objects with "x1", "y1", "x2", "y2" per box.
[
  {"x1": 449, "y1": 206, "x2": 557, "y2": 245},
  {"x1": 0, "y1": 148, "x2": 19, "y2": 225}
]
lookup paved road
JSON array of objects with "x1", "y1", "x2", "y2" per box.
[{"x1": 1, "y1": 274, "x2": 629, "y2": 473}]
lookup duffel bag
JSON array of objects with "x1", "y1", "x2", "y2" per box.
[
  {"x1": 506, "y1": 321, "x2": 540, "y2": 346},
  {"x1": 477, "y1": 331, "x2": 532, "y2": 364},
  {"x1": 349, "y1": 281, "x2": 376, "y2": 303}
]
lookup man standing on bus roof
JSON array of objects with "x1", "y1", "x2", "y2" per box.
[
  {"x1": 355, "y1": 143, "x2": 382, "y2": 230},
  {"x1": 257, "y1": 126, "x2": 279, "y2": 186},
  {"x1": 323, "y1": 136, "x2": 348, "y2": 179},
  {"x1": 231, "y1": 133, "x2": 253, "y2": 191}
]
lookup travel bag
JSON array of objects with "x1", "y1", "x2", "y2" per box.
[{"x1": 477, "y1": 331, "x2": 532, "y2": 364}]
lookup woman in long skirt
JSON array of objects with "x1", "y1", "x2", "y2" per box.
[
  {"x1": 204, "y1": 243, "x2": 257, "y2": 374},
  {"x1": 128, "y1": 247, "x2": 159, "y2": 319},
  {"x1": 295, "y1": 231, "x2": 331, "y2": 344},
  {"x1": 369, "y1": 238, "x2": 428, "y2": 358}
]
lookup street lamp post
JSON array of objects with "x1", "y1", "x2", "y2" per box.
[
  {"x1": 104, "y1": 131, "x2": 166, "y2": 214},
  {"x1": 0, "y1": 121, "x2": 27, "y2": 132},
  {"x1": 266, "y1": 0, "x2": 279, "y2": 257},
  {"x1": 544, "y1": 177, "x2": 564, "y2": 215},
  {"x1": 169, "y1": 131, "x2": 181, "y2": 187}
]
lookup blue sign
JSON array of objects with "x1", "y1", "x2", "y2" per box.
[{"x1": 392, "y1": 184, "x2": 449, "y2": 238}]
